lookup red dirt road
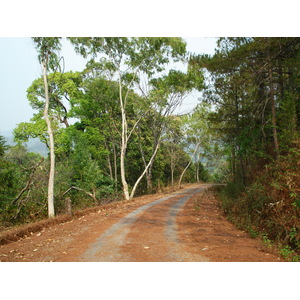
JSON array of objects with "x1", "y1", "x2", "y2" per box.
[{"x1": 0, "y1": 184, "x2": 281, "y2": 262}]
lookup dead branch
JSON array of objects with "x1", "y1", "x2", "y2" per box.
[
  {"x1": 11, "y1": 157, "x2": 44, "y2": 206},
  {"x1": 62, "y1": 186, "x2": 98, "y2": 203}
]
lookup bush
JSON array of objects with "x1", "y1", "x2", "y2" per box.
[{"x1": 217, "y1": 141, "x2": 300, "y2": 259}]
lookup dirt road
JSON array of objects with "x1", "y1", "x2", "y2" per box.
[{"x1": 0, "y1": 184, "x2": 281, "y2": 262}]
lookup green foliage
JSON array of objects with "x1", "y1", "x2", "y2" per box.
[
  {"x1": 217, "y1": 140, "x2": 300, "y2": 259},
  {"x1": 1, "y1": 37, "x2": 211, "y2": 228},
  {"x1": 0, "y1": 135, "x2": 8, "y2": 156},
  {"x1": 32, "y1": 37, "x2": 62, "y2": 71},
  {"x1": 69, "y1": 37, "x2": 187, "y2": 76},
  {"x1": 0, "y1": 144, "x2": 46, "y2": 227},
  {"x1": 279, "y1": 245, "x2": 300, "y2": 261},
  {"x1": 14, "y1": 119, "x2": 48, "y2": 145},
  {"x1": 0, "y1": 159, "x2": 16, "y2": 207},
  {"x1": 192, "y1": 37, "x2": 300, "y2": 259},
  {"x1": 193, "y1": 37, "x2": 300, "y2": 184}
]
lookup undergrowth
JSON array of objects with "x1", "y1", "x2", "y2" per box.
[{"x1": 215, "y1": 142, "x2": 300, "y2": 261}]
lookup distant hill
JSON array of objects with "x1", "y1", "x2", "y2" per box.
[
  {"x1": 0, "y1": 130, "x2": 48, "y2": 157},
  {"x1": 25, "y1": 138, "x2": 48, "y2": 156}
]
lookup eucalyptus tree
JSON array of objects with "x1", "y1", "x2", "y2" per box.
[
  {"x1": 178, "y1": 103, "x2": 211, "y2": 188},
  {"x1": 14, "y1": 71, "x2": 83, "y2": 155},
  {"x1": 31, "y1": 37, "x2": 62, "y2": 218},
  {"x1": 162, "y1": 115, "x2": 184, "y2": 188},
  {"x1": 27, "y1": 71, "x2": 83, "y2": 128},
  {"x1": 69, "y1": 37, "x2": 191, "y2": 199},
  {"x1": 134, "y1": 68, "x2": 204, "y2": 193}
]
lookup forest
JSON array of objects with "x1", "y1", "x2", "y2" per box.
[{"x1": 1, "y1": 37, "x2": 300, "y2": 259}]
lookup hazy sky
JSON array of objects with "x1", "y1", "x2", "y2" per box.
[{"x1": 0, "y1": 37, "x2": 217, "y2": 134}]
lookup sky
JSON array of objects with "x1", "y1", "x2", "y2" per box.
[{"x1": 0, "y1": 37, "x2": 218, "y2": 134}]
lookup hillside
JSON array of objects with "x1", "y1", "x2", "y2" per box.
[{"x1": 1, "y1": 131, "x2": 47, "y2": 156}]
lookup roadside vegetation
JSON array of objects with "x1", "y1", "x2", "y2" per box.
[
  {"x1": 0, "y1": 38, "x2": 224, "y2": 230},
  {"x1": 193, "y1": 38, "x2": 300, "y2": 260}
]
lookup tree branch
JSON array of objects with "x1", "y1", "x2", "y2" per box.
[
  {"x1": 62, "y1": 186, "x2": 98, "y2": 203},
  {"x1": 11, "y1": 158, "x2": 44, "y2": 206}
]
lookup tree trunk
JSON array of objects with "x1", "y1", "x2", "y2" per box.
[
  {"x1": 120, "y1": 102, "x2": 130, "y2": 200},
  {"x1": 107, "y1": 155, "x2": 113, "y2": 181},
  {"x1": 129, "y1": 139, "x2": 161, "y2": 199},
  {"x1": 43, "y1": 59, "x2": 55, "y2": 218},
  {"x1": 171, "y1": 166, "x2": 174, "y2": 189},
  {"x1": 195, "y1": 152, "x2": 201, "y2": 182},
  {"x1": 231, "y1": 146, "x2": 236, "y2": 183},
  {"x1": 112, "y1": 140, "x2": 118, "y2": 184},
  {"x1": 138, "y1": 128, "x2": 153, "y2": 194},
  {"x1": 146, "y1": 166, "x2": 153, "y2": 194},
  {"x1": 65, "y1": 197, "x2": 72, "y2": 215},
  {"x1": 178, "y1": 142, "x2": 200, "y2": 189},
  {"x1": 104, "y1": 141, "x2": 113, "y2": 180},
  {"x1": 170, "y1": 146, "x2": 176, "y2": 189},
  {"x1": 268, "y1": 59, "x2": 279, "y2": 155},
  {"x1": 120, "y1": 135, "x2": 130, "y2": 200}
]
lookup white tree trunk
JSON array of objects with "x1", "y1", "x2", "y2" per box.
[
  {"x1": 120, "y1": 141, "x2": 130, "y2": 200},
  {"x1": 119, "y1": 74, "x2": 130, "y2": 200},
  {"x1": 196, "y1": 152, "x2": 200, "y2": 182},
  {"x1": 171, "y1": 166, "x2": 175, "y2": 189},
  {"x1": 117, "y1": 67, "x2": 184, "y2": 200},
  {"x1": 129, "y1": 139, "x2": 161, "y2": 199},
  {"x1": 112, "y1": 141, "x2": 118, "y2": 184},
  {"x1": 178, "y1": 142, "x2": 200, "y2": 189},
  {"x1": 43, "y1": 60, "x2": 55, "y2": 218}
]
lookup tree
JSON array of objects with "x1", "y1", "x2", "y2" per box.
[
  {"x1": 131, "y1": 68, "x2": 203, "y2": 195},
  {"x1": 26, "y1": 71, "x2": 83, "y2": 128},
  {"x1": 0, "y1": 136, "x2": 14, "y2": 209},
  {"x1": 177, "y1": 103, "x2": 211, "y2": 188},
  {"x1": 32, "y1": 37, "x2": 62, "y2": 218},
  {"x1": 69, "y1": 37, "x2": 190, "y2": 199},
  {"x1": 190, "y1": 37, "x2": 300, "y2": 185},
  {"x1": 70, "y1": 76, "x2": 122, "y2": 184},
  {"x1": 163, "y1": 116, "x2": 184, "y2": 188},
  {"x1": 0, "y1": 135, "x2": 8, "y2": 157},
  {"x1": 0, "y1": 143, "x2": 47, "y2": 225}
]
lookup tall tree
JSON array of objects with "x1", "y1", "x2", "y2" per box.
[
  {"x1": 162, "y1": 116, "x2": 183, "y2": 188},
  {"x1": 190, "y1": 37, "x2": 300, "y2": 184},
  {"x1": 32, "y1": 37, "x2": 61, "y2": 218},
  {"x1": 177, "y1": 103, "x2": 211, "y2": 188},
  {"x1": 69, "y1": 37, "x2": 189, "y2": 199}
]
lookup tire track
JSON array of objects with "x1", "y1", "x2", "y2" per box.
[{"x1": 80, "y1": 185, "x2": 211, "y2": 262}]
